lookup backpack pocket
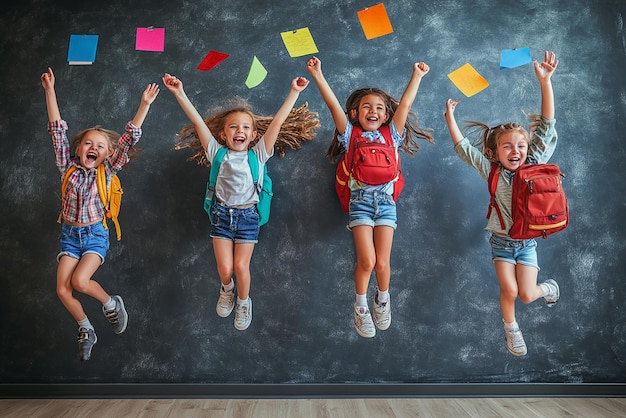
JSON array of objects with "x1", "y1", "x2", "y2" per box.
[{"x1": 351, "y1": 142, "x2": 399, "y2": 185}]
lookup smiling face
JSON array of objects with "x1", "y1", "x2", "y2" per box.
[
  {"x1": 356, "y1": 93, "x2": 389, "y2": 132},
  {"x1": 496, "y1": 131, "x2": 529, "y2": 171},
  {"x1": 75, "y1": 130, "x2": 112, "y2": 169},
  {"x1": 220, "y1": 111, "x2": 257, "y2": 152}
]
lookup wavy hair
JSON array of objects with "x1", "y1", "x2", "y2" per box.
[{"x1": 175, "y1": 96, "x2": 320, "y2": 167}]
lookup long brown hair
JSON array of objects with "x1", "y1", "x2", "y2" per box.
[
  {"x1": 326, "y1": 87, "x2": 433, "y2": 161},
  {"x1": 175, "y1": 97, "x2": 320, "y2": 167}
]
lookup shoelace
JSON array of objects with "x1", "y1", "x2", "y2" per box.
[
  {"x1": 236, "y1": 305, "x2": 249, "y2": 316},
  {"x1": 105, "y1": 309, "x2": 119, "y2": 325},
  {"x1": 77, "y1": 330, "x2": 89, "y2": 342},
  {"x1": 375, "y1": 302, "x2": 388, "y2": 311},
  {"x1": 219, "y1": 290, "x2": 234, "y2": 305},
  {"x1": 355, "y1": 310, "x2": 374, "y2": 329},
  {"x1": 508, "y1": 330, "x2": 525, "y2": 348}
]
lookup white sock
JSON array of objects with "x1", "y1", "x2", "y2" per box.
[
  {"x1": 377, "y1": 289, "x2": 389, "y2": 304},
  {"x1": 78, "y1": 317, "x2": 93, "y2": 331},
  {"x1": 237, "y1": 297, "x2": 249, "y2": 306},
  {"x1": 503, "y1": 319, "x2": 519, "y2": 331},
  {"x1": 103, "y1": 297, "x2": 115, "y2": 311},
  {"x1": 355, "y1": 293, "x2": 367, "y2": 308},
  {"x1": 223, "y1": 279, "x2": 234, "y2": 292}
]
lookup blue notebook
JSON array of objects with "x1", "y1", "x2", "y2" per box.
[{"x1": 67, "y1": 34, "x2": 99, "y2": 65}]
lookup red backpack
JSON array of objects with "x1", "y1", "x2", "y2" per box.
[
  {"x1": 335, "y1": 125, "x2": 404, "y2": 213},
  {"x1": 487, "y1": 162, "x2": 569, "y2": 239}
]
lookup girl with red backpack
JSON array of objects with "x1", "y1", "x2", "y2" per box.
[
  {"x1": 306, "y1": 56, "x2": 433, "y2": 338},
  {"x1": 444, "y1": 51, "x2": 561, "y2": 357}
]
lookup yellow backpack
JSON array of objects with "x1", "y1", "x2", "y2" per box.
[{"x1": 58, "y1": 164, "x2": 123, "y2": 240}]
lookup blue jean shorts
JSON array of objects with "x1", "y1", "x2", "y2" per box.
[
  {"x1": 210, "y1": 202, "x2": 260, "y2": 244},
  {"x1": 348, "y1": 189, "x2": 397, "y2": 230},
  {"x1": 489, "y1": 233, "x2": 539, "y2": 270},
  {"x1": 58, "y1": 222, "x2": 109, "y2": 265}
]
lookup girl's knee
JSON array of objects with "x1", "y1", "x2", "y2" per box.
[
  {"x1": 233, "y1": 261, "x2": 250, "y2": 278},
  {"x1": 357, "y1": 257, "x2": 376, "y2": 273},
  {"x1": 500, "y1": 286, "x2": 518, "y2": 301},
  {"x1": 56, "y1": 285, "x2": 72, "y2": 301},
  {"x1": 70, "y1": 275, "x2": 92, "y2": 294},
  {"x1": 518, "y1": 290, "x2": 536, "y2": 304},
  {"x1": 374, "y1": 259, "x2": 390, "y2": 275}
]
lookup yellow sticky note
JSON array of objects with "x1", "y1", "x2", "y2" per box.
[
  {"x1": 245, "y1": 56, "x2": 268, "y2": 89},
  {"x1": 357, "y1": 3, "x2": 394, "y2": 40},
  {"x1": 447, "y1": 63, "x2": 489, "y2": 97},
  {"x1": 281, "y1": 27, "x2": 319, "y2": 58}
]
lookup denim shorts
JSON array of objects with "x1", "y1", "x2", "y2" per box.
[
  {"x1": 489, "y1": 233, "x2": 539, "y2": 270},
  {"x1": 348, "y1": 189, "x2": 397, "y2": 230},
  {"x1": 58, "y1": 222, "x2": 109, "y2": 265},
  {"x1": 210, "y1": 202, "x2": 260, "y2": 244}
]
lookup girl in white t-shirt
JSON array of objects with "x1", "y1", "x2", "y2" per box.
[{"x1": 163, "y1": 73, "x2": 314, "y2": 331}]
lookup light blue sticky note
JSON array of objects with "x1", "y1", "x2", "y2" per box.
[
  {"x1": 500, "y1": 48, "x2": 531, "y2": 69},
  {"x1": 67, "y1": 34, "x2": 99, "y2": 65}
]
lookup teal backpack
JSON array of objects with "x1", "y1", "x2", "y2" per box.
[{"x1": 204, "y1": 147, "x2": 273, "y2": 226}]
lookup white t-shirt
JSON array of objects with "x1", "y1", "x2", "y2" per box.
[{"x1": 205, "y1": 136, "x2": 273, "y2": 207}]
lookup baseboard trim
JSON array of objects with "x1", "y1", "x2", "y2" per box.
[{"x1": 1, "y1": 383, "x2": 625, "y2": 399}]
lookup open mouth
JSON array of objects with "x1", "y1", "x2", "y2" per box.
[
  {"x1": 233, "y1": 136, "x2": 246, "y2": 145},
  {"x1": 86, "y1": 152, "x2": 98, "y2": 162}
]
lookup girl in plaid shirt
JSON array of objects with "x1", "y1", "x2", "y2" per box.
[{"x1": 41, "y1": 67, "x2": 159, "y2": 361}]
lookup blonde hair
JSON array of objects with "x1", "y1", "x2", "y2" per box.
[
  {"x1": 175, "y1": 96, "x2": 320, "y2": 167},
  {"x1": 326, "y1": 87, "x2": 434, "y2": 161},
  {"x1": 463, "y1": 113, "x2": 539, "y2": 162},
  {"x1": 70, "y1": 126, "x2": 141, "y2": 162}
]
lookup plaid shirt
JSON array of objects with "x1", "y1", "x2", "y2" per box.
[{"x1": 49, "y1": 119, "x2": 141, "y2": 224}]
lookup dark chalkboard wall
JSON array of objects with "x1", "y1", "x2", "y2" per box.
[{"x1": 1, "y1": 0, "x2": 625, "y2": 394}]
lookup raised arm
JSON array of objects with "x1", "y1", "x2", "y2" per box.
[
  {"x1": 444, "y1": 99, "x2": 464, "y2": 146},
  {"x1": 263, "y1": 77, "x2": 309, "y2": 154},
  {"x1": 534, "y1": 51, "x2": 559, "y2": 120},
  {"x1": 41, "y1": 67, "x2": 61, "y2": 122},
  {"x1": 393, "y1": 62, "x2": 429, "y2": 130},
  {"x1": 130, "y1": 83, "x2": 160, "y2": 129},
  {"x1": 306, "y1": 56, "x2": 348, "y2": 135},
  {"x1": 162, "y1": 73, "x2": 213, "y2": 152}
]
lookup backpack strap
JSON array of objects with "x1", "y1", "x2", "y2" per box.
[
  {"x1": 344, "y1": 125, "x2": 361, "y2": 175},
  {"x1": 378, "y1": 124, "x2": 400, "y2": 181},
  {"x1": 378, "y1": 124, "x2": 393, "y2": 146},
  {"x1": 209, "y1": 147, "x2": 229, "y2": 189},
  {"x1": 487, "y1": 162, "x2": 506, "y2": 230},
  {"x1": 95, "y1": 164, "x2": 111, "y2": 232},
  {"x1": 96, "y1": 164, "x2": 109, "y2": 212},
  {"x1": 246, "y1": 149, "x2": 261, "y2": 193}
]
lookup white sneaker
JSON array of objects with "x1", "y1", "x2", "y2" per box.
[
  {"x1": 354, "y1": 305, "x2": 375, "y2": 338},
  {"x1": 372, "y1": 294, "x2": 391, "y2": 331},
  {"x1": 505, "y1": 327, "x2": 527, "y2": 356},
  {"x1": 234, "y1": 299, "x2": 252, "y2": 331},
  {"x1": 216, "y1": 285, "x2": 235, "y2": 318},
  {"x1": 541, "y1": 279, "x2": 560, "y2": 306}
]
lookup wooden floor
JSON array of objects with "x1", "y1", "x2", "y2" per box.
[{"x1": 1, "y1": 398, "x2": 625, "y2": 417}]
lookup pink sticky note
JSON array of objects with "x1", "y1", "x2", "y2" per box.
[
  {"x1": 136, "y1": 27, "x2": 165, "y2": 52},
  {"x1": 197, "y1": 50, "x2": 230, "y2": 71}
]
